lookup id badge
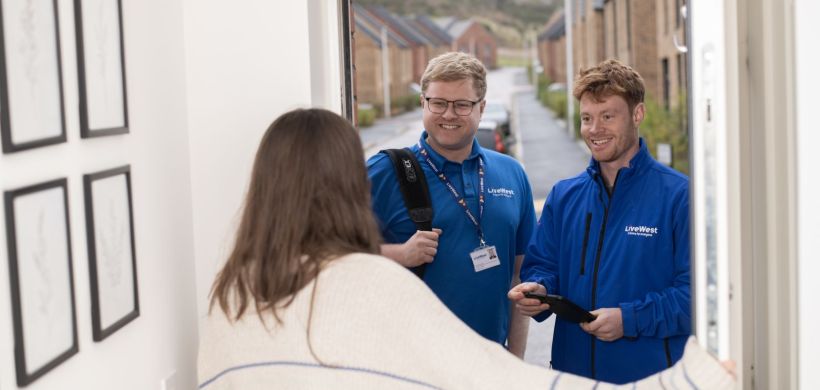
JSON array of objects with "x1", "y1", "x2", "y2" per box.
[{"x1": 470, "y1": 245, "x2": 500, "y2": 272}]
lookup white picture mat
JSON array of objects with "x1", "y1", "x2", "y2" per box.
[
  {"x1": 80, "y1": 0, "x2": 124, "y2": 130},
  {"x1": 13, "y1": 187, "x2": 73, "y2": 373},
  {"x1": 91, "y1": 174, "x2": 135, "y2": 329},
  {"x1": 2, "y1": 0, "x2": 63, "y2": 143}
]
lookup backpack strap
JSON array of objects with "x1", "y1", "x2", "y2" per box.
[{"x1": 380, "y1": 148, "x2": 433, "y2": 279}]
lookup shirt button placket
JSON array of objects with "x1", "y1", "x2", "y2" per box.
[{"x1": 463, "y1": 163, "x2": 476, "y2": 198}]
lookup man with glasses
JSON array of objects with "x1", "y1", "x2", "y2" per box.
[{"x1": 367, "y1": 52, "x2": 536, "y2": 357}]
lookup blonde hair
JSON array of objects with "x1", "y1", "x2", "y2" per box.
[{"x1": 420, "y1": 52, "x2": 487, "y2": 100}]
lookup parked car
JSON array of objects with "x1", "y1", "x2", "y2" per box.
[
  {"x1": 482, "y1": 101, "x2": 511, "y2": 137},
  {"x1": 475, "y1": 121, "x2": 511, "y2": 155}
]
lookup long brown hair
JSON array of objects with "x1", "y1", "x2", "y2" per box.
[{"x1": 209, "y1": 108, "x2": 382, "y2": 322}]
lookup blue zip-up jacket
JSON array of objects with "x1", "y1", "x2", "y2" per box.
[{"x1": 521, "y1": 139, "x2": 690, "y2": 384}]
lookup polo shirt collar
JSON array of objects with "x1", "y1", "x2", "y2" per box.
[{"x1": 419, "y1": 131, "x2": 485, "y2": 167}]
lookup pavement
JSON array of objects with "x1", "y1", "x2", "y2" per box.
[
  {"x1": 513, "y1": 80, "x2": 590, "y2": 204},
  {"x1": 360, "y1": 109, "x2": 424, "y2": 158},
  {"x1": 513, "y1": 87, "x2": 590, "y2": 368}
]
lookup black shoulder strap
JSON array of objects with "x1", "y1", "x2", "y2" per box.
[
  {"x1": 381, "y1": 148, "x2": 433, "y2": 231},
  {"x1": 380, "y1": 148, "x2": 433, "y2": 279}
]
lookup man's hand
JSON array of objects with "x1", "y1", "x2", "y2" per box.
[
  {"x1": 580, "y1": 307, "x2": 624, "y2": 342},
  {"x1": 381, "y1": 229, "x2": 442, "y2": 267},
  {"x1": 507, "y1": 282, "x2": 550, "y2": 317}
]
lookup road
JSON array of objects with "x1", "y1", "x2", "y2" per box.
[{"x1": 360, "y1": 67, "x2": 589, "y2": 368}]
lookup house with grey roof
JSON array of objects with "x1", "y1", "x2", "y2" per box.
[
  {"x1": 352, "y1": 4, "x2": 415, "y2": 108},
  {"x1": 433, "y1": 17, "x2": 498, "y2": 69}
]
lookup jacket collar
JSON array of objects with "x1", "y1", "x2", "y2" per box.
[{"x1": 585, "y1": 138, "x2": 651, "y2": 182}]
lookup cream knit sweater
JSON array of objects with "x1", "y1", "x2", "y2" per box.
[{"x1": 198, "y1": 253, "x2": 733, "y2": 389}]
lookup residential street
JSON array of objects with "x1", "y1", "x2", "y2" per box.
[{"x1": 360, "y1": 67, "x2": 589, "y2": 368}]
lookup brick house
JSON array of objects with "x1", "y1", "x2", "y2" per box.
[
  {"x1": 537, "y1": 1, "x2": 688, "y2": 110},
  {"x1": 536, "y1": 0, "x2": 605, "y2": 85},
  {"x1": 538, "y1": 11, "x2": 567, "y2": 84},
  {"x1": 656, "y1": 0, "x2": 688, "y2": 109},
  {"x1": 573, "y1": 0, "x2": 606, "y2": 71},
  {"x1": 352, "y1": 18, "x2": 385, "y2": 107},
  {"x1": 365, "y1": 5, "x2": 434, "y2": 84},
  {"x1": 435, "y1": 17, "x2": 498, "y2": 69},
  {"x1": 352, "y1": 4, "x2": 414, "y2": 107},
  {"x1": 407, "y1": 15, "x2": 452, "y2": 72},
  {"x1": 603, "y1": 0, "x2": 659, "y2": 102},
  {"x1": 350, "y1": 9, "x2": 498, "y2": 113}
]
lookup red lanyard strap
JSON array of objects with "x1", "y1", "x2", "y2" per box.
[{"x1": 418, "y1": 142, "x2": 487, "y2": 246}]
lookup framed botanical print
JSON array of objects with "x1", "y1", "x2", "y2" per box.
[
  {"x1": 83, "y1": 165, "x2": 139, "y2": 341},
  {"x1": 4, "y1": 178, "x2": 78, "y2": 386},
  {"x1": 0, "y1": 0, "x2": 67, "y2": 153},
  {"x1": 75, "y1": 0, "x2": 128, "y2": 137}
]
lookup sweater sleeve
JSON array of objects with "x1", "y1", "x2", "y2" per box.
[
  {"x1": 309, "y1": 254, "x2": 731, "y2": 390},
  {"x1": 632, "y1": 337, "x2": 735, "y2": 389},
  {"x1": 310, "y1": 254, "x2": 558, "y2": 389}
]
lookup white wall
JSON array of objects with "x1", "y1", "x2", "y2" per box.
[
  {"x1": 795, "y1": 0, "x2": 819, "y2": 388},
  {"x1": 183, "y1": 0, "x2": 332, "y2": 322},
  {"x1": 0, "y1": 0, "x2": 343, "y2": 388},
  {"x1": 308, "y1": 0, "x2": 343, "y2": 111},
  {"x1": 0, "y1": 0, "x2": 198, "y2": 389}
]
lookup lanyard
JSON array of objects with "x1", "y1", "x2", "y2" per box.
[{"x1": 417, "y1": 141, "x2": 487, "y2": 246}]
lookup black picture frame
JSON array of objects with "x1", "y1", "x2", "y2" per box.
[
  {"x1": 0, "y1": 0, "x2": 68, "y2": 153},
  {"x1": 83, "y1": 165, "x2": 139, "y2": 341},
  {"x1": 4, "y1": 178, "x2": 78, "y2": 387},
  {"x1": 75, "y1": 0, "x2": 129, "y2": 138}
]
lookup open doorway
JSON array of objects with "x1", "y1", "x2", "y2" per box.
[
  {"x1": 334, "y1": 1, "x2": 813, "y2": 387},
  {"x1": 338, "y1": 0, "x2": 698, "y2": 374}
]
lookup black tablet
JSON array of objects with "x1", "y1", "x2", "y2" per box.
[{"x1": 524, "y1": 293, "x2": 597, "y2": 323}]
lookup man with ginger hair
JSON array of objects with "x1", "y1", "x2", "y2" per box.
[
  {"x1": 367, "y1": 52, "x2": 536, "y2": 357},
  {"x1": 508, "y1": 59, "x2": 691, "y2": 383}
]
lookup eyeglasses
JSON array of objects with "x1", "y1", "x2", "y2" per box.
[{"x1": 423, "y1": 96, "x2": 481, "y2": 116}]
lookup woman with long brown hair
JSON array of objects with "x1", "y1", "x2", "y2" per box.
[{"x1": 197, "y1": 108, "x2": 733, "y2": 389}]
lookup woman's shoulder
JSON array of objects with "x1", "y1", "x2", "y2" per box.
[
  {"x1": 319, "y1": 252, "x2": 435, "y2": 299},
  {"x1": 323, "y1": 252, "x2": 409, "y2": 277}
]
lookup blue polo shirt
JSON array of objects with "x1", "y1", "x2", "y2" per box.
[{"x1": 367, "y1": 132, "x2": 536, "y2": 344}]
